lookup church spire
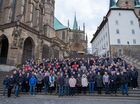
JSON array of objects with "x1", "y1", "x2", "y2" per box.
[{"x1": 73, "y1": 13, "x2": 78, "y2": 30}]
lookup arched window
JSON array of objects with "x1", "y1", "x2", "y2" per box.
[
  {"x1": 11, "y1": 0, "x2": 16, "y2": 21},
  {"x1": 0, "y1": 0, "x2": 3, "y2": 11},
  {"x1": 62, "y1": 31, "x2": 65, "y2": 40}
]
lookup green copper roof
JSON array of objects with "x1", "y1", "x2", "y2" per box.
[
  {"x1": 110, "y1": 0, "x2": 116, "y2": 8},
  {"x1": 73, "y1": 14, "x2": 78, "y2": 30},
  {"x1": 54, "y1": 17, "x2": 67, "y2": 30},
  {"x1": 135, "y1": 0, "x2": 140, "y2": 8},
  {"x1": 111, "y1": 3, "x2": 119, "y2": 8}
]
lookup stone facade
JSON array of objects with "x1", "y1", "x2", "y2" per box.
[
  {"x1": 111, "y1": 45, "x2": 140, "y2": 59},
  {"x1": 55, "y1": 26, "x2": 87, "y2": 58},
  {"x1": 0, "y1": 0, "x2": 66, "y2": 65}
]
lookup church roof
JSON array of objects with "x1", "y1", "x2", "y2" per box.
[
  {"x1": 135, "y1": 0, "x2": 140, "y2": 8},
  {"x1": 111, "y1": 3, "x2": 119, "y2": 8},
  {"x1": 54, "y1": 17, "x2": 67, "y2": 30}
]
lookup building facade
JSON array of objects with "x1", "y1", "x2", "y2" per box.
[
  {"x1": 0, "y1": 0, "x2": 66, "y2": 65},
  {"x1": 54, "y1": 15, "x2": 87, "y2": 58},
  {"x1": 0, "y1": 0, "x2": 87, "y2": 65},
  {"x1": 91, "y1": 8, "x2": 140, "y2": 57}
]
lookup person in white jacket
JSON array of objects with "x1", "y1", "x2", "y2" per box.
[
  {"x1": 69, "y1": 76, "x2": 76, "y2": 96},
  {"x1": 81, "y1": 74, "x2": 88, "y2": 94}
]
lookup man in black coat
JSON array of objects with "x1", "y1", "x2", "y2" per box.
[
  {"x1": 3, "y1": 75, "x2": 9, "y2": 96},
  {"x1": 44, "y1": 73, "x2": 50, "y2": 94},
  {"x1": 130, "y1": 67, "x2": 138, "y2": 89},
  {"x1": 120, "y1": 70, "x2": 129, "y2": 96},
  {"x1": 7, "y1": 75, "x2": 15, "y2": 97},
  {"x1": 58, "y1": 73, "x2": 64, "y2": 96}
]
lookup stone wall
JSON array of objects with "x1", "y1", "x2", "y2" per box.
[{"x1": 111, "y1": 45, "x2": 140, "y2": 60}]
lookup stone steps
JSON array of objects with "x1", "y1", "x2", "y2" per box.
[{"x1": 0, "y1": 92, "x2": 140, "y2": 97}]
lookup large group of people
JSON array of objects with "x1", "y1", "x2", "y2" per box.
[{"x1": 2, "y1": 57, "x2": 139, "y2": 97}]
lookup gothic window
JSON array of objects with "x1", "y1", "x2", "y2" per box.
[
  {"x1": 0, "y1": 0, "x2": 3, "y2": 11},
  {"x1": 11, "y1": 0, "x2": 16, "y2": 21},
  {"x1": 62, "y1": 31, "x2": 65, "y2": 40},
  {"x1": 23, "y1": 0, "x2": 27, "y2": 17}
]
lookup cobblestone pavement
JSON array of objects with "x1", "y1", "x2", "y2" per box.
[{"x1": 0, "y1": 95, "x2": 140, "y2": 104}]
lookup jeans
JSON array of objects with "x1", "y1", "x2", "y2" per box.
[
  {"x1": 44, "y1": 83, "x2": 49, "y2": 93},
  {"x1": 58, "y1": 85, "x2": 64, "y2": 96},
  {"x1": 15, "y1": 85, "x2": 19, "y2": 97},
  {"x1": 70, "y1": 87, "x2": 75, "y2": 96},
  {"x1": 104, "y1": 82, "x2": 109, "y2": 94},
  {"x1": 89, "y1": 82, "x2": 94, "y2": 94},
  {"x1": 64, "y1": 86, "x2": 69, "y2": 95},
  {"x1": 30, "y1": 85, "x2": 36, "y2": 95},
  {"x1": 121, "y1": 83, "x2": 128, "y2": 95},
  {"x1": 3, "y1": 85, "x2": 7, "y2": 96}
]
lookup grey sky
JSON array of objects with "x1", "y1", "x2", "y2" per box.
[{"x1": 55, "y1": 0, "x2": 110, "y2": 48}]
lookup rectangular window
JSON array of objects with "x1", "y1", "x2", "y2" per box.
[
  {"x1": 115, "y1": 20, "x2": 119, "y2": 25},
  {"x1": 133, "y1": 39, "x2": 136, "y2": 44},
  {"x1": 119, "y1": 13, "x2": 121, "y2": 16},
  {"x1": 117, "y1": 39, "x2": 121, "y2": 44},
  {"x1": 116, "y1": 29, "x2": 120, "y2": 34},
  {"x1": 130, "y1": 20, "x2": 134, "y2": 25},
  {"x1": 132, "y1": 29, "x2": 135, "y2": 34}
]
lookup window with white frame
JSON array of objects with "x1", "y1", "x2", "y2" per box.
[
  {"x1": 130, "y1": 20, "x2": 134, "y2": 25},
  {"x1": 133, "y1": 39, "x2": 136, "y2": 44},
  {"x1": 115, "y1": 20, "x2": 119, "y2": 25},
  {"x1": 116, "y1": 29, "x2": 120, "y2": 34},
  {"x1": 132, "y1": 29, "x2": 135, "y2": 34},
  {"x1": 117, "y1": 39, "x2": 121, "y2": 44}
]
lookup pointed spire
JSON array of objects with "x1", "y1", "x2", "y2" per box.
[
  {"x1": 73, "y1": 12, "x2": 78, "y2": 30},
  {"x1": 68, "y1": 19, "x2": 70, "y2": 28},
  {"x1": 83, "y1": 23, "x2": 85, "y2": 32},
  {"x1": 86, "y1": 34, "x2": 88, "y2": 42}
]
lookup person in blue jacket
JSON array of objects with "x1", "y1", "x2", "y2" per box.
[{"x1": 29, "y1": 75, "x2": 37, "y2": 96}]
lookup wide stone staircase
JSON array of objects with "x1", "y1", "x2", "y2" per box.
[
  {"x1": 0, "y1": 64, "x2": 140, "y2": 97},
  {"x1": 122, "y1": 55, "x2": 140, "y2": 88}
]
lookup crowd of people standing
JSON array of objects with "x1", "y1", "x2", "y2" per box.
[{"x1": 2, "y1": 57, "x2": 139, "y2": 97}]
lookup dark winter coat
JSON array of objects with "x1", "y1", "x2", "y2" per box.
[{"x1": 95, "y1": 75, "x2": 103, "y2": 87}]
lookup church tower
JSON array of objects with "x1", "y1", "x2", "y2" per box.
[
  {"x1": 118, "y1": 0, "x2": 135, "y2": 8},
  {"x1": 118, "y1": 0, "x2": 140, "y2": 18},
  {"x1": 73, "y1": 14, "x2": 78, "y2": 30},
  {"x1": 43, "y1": 0, "x2": 55, "y2": 28}
]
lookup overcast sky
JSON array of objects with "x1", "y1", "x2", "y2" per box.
[{"x1": 55, "y1": 0, "x2": 110, "y2": 48}]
